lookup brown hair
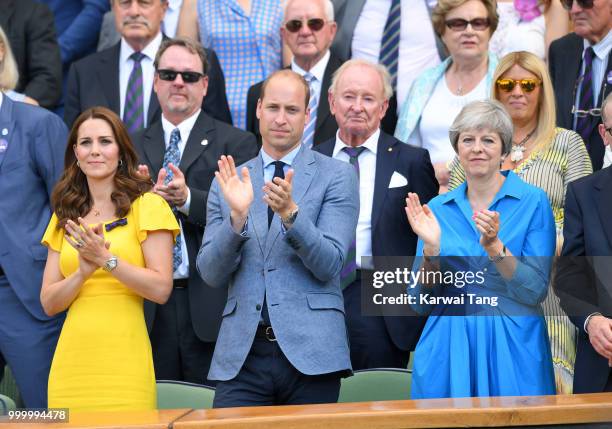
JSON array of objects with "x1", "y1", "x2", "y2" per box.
[
  {"x1": 431, "y1": 0, "x2": 499, "y2": 38},
  {"x1": 259, "y1": 69, "x2": 310, "y2": 108},
  {"x1": 154, "y1": 37, "x2": 208, "y2": 75},
  {"x1": 51, "y1": 107, "x2": 152, "y2": 229}
]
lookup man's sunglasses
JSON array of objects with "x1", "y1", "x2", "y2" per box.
[
  {"x1": 496, "y1": 78, "x2": 542, "y2": 93},
  {"x1": 157, "y1": 69, "x2": 204, "y2": 83},
  {"x1": 284, "y1": 18, "x2": 326, "y2": 33},
  {"x1": 444, "y1": 18, "x2": 490, "y2": 32},
  {"x1": 560, "y1": 0, "x2": 594, "y2": 10}
]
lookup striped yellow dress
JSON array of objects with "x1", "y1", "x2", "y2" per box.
[{"x1": 448, "y1": 127, "x2": 593, "y2": 393}]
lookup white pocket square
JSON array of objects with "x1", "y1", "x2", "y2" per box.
[{"x1": 388, "y1": 171, "x2": 408, "y2": 188}]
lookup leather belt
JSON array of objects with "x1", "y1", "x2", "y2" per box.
[
  {"x1": 173, "y1": 279, "x2": 189, "y2": 289},
  {"x1": 255, "y1": 325, "x2": 276, "y2": 342}
]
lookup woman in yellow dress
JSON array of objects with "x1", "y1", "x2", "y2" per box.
[{"x1": 40, "y1": 107, "x2": 179, "y2": 411}]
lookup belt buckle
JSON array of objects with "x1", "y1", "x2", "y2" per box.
[{"x1": 265, "y1": 326, "x2": 276, "y2": 342}]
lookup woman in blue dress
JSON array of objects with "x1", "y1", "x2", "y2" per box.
[{"x1": 405, "y1": 99, "x2": 556, "y2": 399}]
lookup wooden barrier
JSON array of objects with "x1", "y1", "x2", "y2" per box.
[
  {"x1": 1, "y1": 393, "x2": 611, "y2": 428},
  {"x1": 173, "y1": 393, "x2": 612, "y2": 428}
]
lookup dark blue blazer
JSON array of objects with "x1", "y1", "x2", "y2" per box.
[
  {"x1": 314, "y1": 131, "x2": 438, "y2": 350},
  {"x1": 556, "y1": 166, "x2": 612, "y2": 393},
  {"x1": 0, "y1": 95, "x2": 68, "y2": 320}
]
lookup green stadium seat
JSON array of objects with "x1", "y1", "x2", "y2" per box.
[
  {"x1": 156, "y1": 380, "x2": 215, "y2": 409},
  {"x1": 338, "y1": 368, "x2": 412, "y2": 403}
]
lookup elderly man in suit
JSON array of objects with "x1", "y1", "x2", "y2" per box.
[
  {"x1": 246, "y1": 0, "x2": 397, "y2": 148},
  {"x1": 64, "y1": 0, "x2": 231, "y2": 130},
  {"x1": 197, "y1": 69, "x2": 359, "y2": 407},
  {"x1": 0, "y1": 93, "x2": 68, "y2": 406},
  {"x1": 549, "y1": 0, "x2": 612, "y2": 170},
  {"x1": 133, "y1": 37, "x2": 258, "y2": 385},
  {"x1": 314, "y1": 59, "x2": 438, "y2": 369},
  {"x1": 556, "y1": 164, "x2": 612, "y2": 393}
]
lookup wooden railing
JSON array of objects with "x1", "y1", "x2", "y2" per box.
[{"x1": 3, "y1": 393, "x2": 612, "y2": 429}]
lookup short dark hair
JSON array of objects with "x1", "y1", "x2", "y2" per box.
[
  {"x1": 154, "y1": 37, "x2": 208, "y2": 75},
  {"x1": 259, "y1": 69, "x2": 310, "y2": 109}
]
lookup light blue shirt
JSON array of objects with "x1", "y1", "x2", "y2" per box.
[{"x1": 260, "y1": 144, "x2": 301, "y2": 183}]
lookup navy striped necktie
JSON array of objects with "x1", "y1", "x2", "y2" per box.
[
  {"x1": 380, "y1": 0, "x2": 401, "y2": 89},
  {"x1": 123, "y1": 52, "x2": 146, "y2": 134},
  {"x1": 575, "y1": 47, "x2": 595, "y2": 141}
]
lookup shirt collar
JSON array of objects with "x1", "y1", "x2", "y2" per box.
[
  {"x1": 443, "y1": 170, "x2": 523, "y2": 205},
  {"x1": 260, "y1": 144, "x2": 302, "y2": 168},
  {"x1": 120, "y1": 31, "x2": 163, "y2": 64},
  {"x1": 161, "y1": 109, "x2": 201, "y2": 142},
  {"x1": 332, "y1": 128, "x2": 380, "y2": 158},
  {"x1": 291, "y1": 50, "x2": 330, "y2": 83},
  {"x1": 0, "y1": 92, "x2": 3, "y2": 110},
  {"x1": 168, "y1": 0, "x2": 181, "y2": 11},
  {"x1": 583, "y1": 29, "x2": 612, "y2": 60}
]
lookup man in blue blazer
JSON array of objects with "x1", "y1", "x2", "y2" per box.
[
  {"x1": 197, "y1": 70, "x2": 359, "y2": 407},
  {"x1": 556, "y1": 166, "x2": 612, "y2": 393},
  {"x1": 0, "y1": 94, "x2": 68, "y2": 406},
  {"x1": 314, "y1": 59, "x2": 438, "y2": 369}
]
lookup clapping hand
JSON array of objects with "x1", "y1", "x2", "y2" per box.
[
  {"x1": 405, "y1": 192, "x2": 441, "y2": 255},
  {"x1": 153, "y1": 163, "x2": 189, "y2": 207},
  {"x1": 473, "y1": 210, "x2": 500, "y2": 250},
  {"x1": 215, "y1": 155, "x2": 253, "y2": 230},
  {"x1": 65, "y1": 218, "x2": 111, "y2": 277},
  {"x1": 263, "y1": 169, "x2": 297, "y2": 221}
]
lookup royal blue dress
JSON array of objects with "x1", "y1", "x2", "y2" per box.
[{"x1": 410, "y1": 171, "x2": 556, "y2": 399}]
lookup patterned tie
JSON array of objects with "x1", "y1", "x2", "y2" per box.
[
  {"x1": 123, "y1": 52, "x2": 146, "y2": 134},
  {"x1": 340, "y1": 146, "x2": 366, "y2": 289},
  {"x1": 302, "y1": 72, "x2": 319, "y2": 148},
  {"x1": 380, "y1": 0, "x2": 401, "y2": 89},
  {"x1": 576, "y1": 47, "x2": 595, "y2": 141},
  {"x1": 163, "y1": 128, "x2": 182, "y2": 271},
  {"x1": 268, "y1": 161, "x2": 286, "y2": 227}
]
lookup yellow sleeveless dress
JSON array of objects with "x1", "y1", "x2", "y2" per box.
[{"x1": 42, "y1": 193, "x2": 179, "y2": 411}]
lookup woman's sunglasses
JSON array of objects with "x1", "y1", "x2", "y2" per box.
[
  {"x1": 560, "y1": 0, "x2": 594, "y2": 10},
  {"x1": 157, "y1": 69, "x2": 204, "y2": 84},
  {"x1": 284, "y1": 18, "x2": 326, "y2": 33},
  {"x1": 496, "y1": 78, "x2": 542, "y2": 93},
  {"x1": 444, "y1": 18, "x2": 490, "y2": 31}
]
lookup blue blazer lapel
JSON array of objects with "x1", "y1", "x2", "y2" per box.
[
  {"x1": 372, "y1": 133, "x2": 399, "y2": 230},
  {"x1": 0, "y1": 98, "x2": 16, "y2": 170},
  {"x1": 263, "y1": 146, "x2": 316, "y2": 259},
  {"x1": 247, "y1": 155, "x2": 268, "y2": 256}
]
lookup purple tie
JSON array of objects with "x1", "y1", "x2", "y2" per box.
[
  {"x1": 123, "y1": 52, "x2": 145, "y2": 134},
  {"x1": 340, "y1": 146, "x2": 366, "y2": 289},
  {"x1": 575, "y1": 47, "x2": 595, "y2": 141}
]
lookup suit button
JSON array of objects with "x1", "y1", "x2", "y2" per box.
[{"x1": 256, "y1": 304, "x2": 261, "y2": 311}]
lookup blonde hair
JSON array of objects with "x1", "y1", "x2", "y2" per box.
[
  {"x1": 0, "y1": 26, "x2": 19, "y2": 91},
  {"x1": 492, "y1": 51, "x2": 557, "y2": 154}
]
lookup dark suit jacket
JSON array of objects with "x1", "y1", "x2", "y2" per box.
[
  {"x1": 0, "y1": 0, "x2": 62, "y2": 109},
  {"x1": 245, "y1": 53, "x2": 398, "y2": 147},
  {"x1": 314, "y1": 131, "x2": 438, "y2": 350},
  {"x1": 556, "y1": 166, "x2": 612, "y2": 393},
  {"x1": 64, "y1": 40, "x2": 232, "y2": 128},
  {"x1": 549, "y1": 33, "x2": 612, "y2": 171},
  {"x1": 132, "y1": 110, "x2": 258, "y2": 342}
]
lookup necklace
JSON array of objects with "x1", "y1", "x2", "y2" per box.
[{"x1": 510, "y1": 128, "x2": 537, "y2": 163}]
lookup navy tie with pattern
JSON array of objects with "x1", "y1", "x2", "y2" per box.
[
  {"x1": 576, "y1": 46, "x2": 595, "y2": 141},
  {"x1": 340, "y1": 146, "x2": 366, "y2": 289},
  {"x1": 163, "y1": 128, "x2": 182, "y2": 272},
  {"x1": 123, "y1": 52, "x2": 146, "y2": 134},
  {"x1": 268, "y1": 161, "x2": 286, "y2": 228},
  {"x1": 380, "y1": 0, "x2": 401, "y2": 89}
]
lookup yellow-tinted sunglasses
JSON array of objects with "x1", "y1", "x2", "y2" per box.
[{"x1": 496, "y1": 78, "x2": 542, "y2": 93}]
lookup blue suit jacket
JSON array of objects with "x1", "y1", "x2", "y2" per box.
[
  {"x1": 556, "y1": 166, "x2": 612, "y2": 393},
  {"x1": 0, "y1": 95, "x2": 68, "y2": 320},
  {"x1": 197, "y1": 146, "x2": 359, "y2": 381},
  {"x1": 314, "y1": 131, "x2": 438, "y2": 350}
]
